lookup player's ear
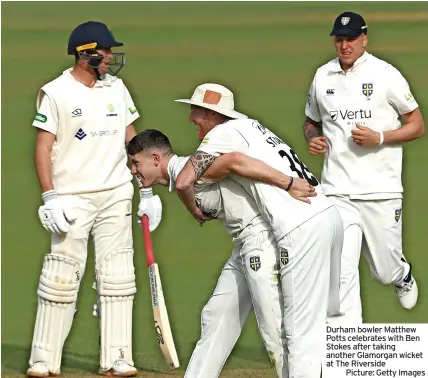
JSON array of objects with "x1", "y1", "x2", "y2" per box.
[
  {"x1": 362, "y1": 34, "x2": 368, "y2": 47},
  {"x1": 152, "y1": 152, "x2": 160, "y2": 167}
]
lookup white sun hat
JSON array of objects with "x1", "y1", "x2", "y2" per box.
[{"x1": 174, "y1": 83, "x2": 248, "y2": 119}]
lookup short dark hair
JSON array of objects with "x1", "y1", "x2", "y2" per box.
[{"x1": 126, "y1": 129, "x2": 173, "y2": 156}]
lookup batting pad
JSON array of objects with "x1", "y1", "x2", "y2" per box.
[
  {"x1": 29, "y1": 254, "x2": 81, "y2": 374},
  {"x1": 96, "y1": 248, "x2": 136, "y2": 371}
]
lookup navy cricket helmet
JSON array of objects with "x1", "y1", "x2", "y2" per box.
[{"x1": 68, "y1": 21, "x2": 126, "y2": 78}]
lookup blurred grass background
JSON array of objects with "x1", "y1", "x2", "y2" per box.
[{"x1": 2, "y1": 2, "x2": 427, "y2": 377}]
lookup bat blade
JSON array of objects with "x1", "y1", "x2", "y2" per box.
[
  {"x1": 142, "y1": 215, "x2": 179, "y2": 369},
  {"x1": 148, "y1": 263, "x2": 180, "y2": 369}
]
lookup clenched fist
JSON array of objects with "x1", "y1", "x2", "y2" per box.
[{"x1": 309, "y1": 136, "x2": 328, "y2": 155}]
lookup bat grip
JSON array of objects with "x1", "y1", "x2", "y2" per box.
[{"x1": 141, "y1": 215, "x2": 155, "y2": 266}]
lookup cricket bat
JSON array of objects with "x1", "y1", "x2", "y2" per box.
[{"x1": 141, "y1": 215, "x2": 180, "y2": 369}]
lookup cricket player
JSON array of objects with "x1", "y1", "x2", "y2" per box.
[
  {"x1": 28, "y1": 21, "x2": 162, "y2": 377},
  {"x1": 126, "y1": 129, "x2": 318, "y2": 378},
  {"x1": 303, "y1": 11, "x2": 424, "y2": 322},
  {"x1": 174, "y1": 83, "x2": 344, "y2": 377}
]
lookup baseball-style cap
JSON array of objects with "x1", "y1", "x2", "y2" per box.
[
  {"x1": 330, "y1": 12, "x2": 368, "y2": 37},
  {"x1": 68, "y1": 21, "x2": 123, "y2": 55},
  {"x1": 174, "y1": 83, "x2": 248, "y2": 119}
]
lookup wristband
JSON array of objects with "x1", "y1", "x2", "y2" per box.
[
  {"x1": 285, "y1": 177, "x2": 294, "y2": 192},
  {"x1": 378, "y1": 131, "x2": 384, "y2": 145},
  {"x1": 140, "y1": 187, "x2": 153, "y2": 199},
  {"x1": 41, "y1": 190, "x2": 57, "y2": 203}
]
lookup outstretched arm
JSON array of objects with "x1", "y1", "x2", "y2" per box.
[
  {"x1": 175, "y1": 151, "x2": 217, "y2": 224},
  {"x1": 202, "y1": 152, "x2": 316, "y2": 203}
]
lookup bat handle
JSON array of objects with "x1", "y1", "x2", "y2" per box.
[{"x1": 141, "y1": 215, "x2": 155, "y2": 266}]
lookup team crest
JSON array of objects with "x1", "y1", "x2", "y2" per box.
[
  {"x1": 249, "y1": 256, "x2": 261, "y2": 272},
  {"x1": 280, "y1": 249, "x2": 289, "y2": 266},
  {"x1": 362, "y1": 83, "x2": 373, "y2": 97},
  {"x1": 107, "y1": 103, "x2": 115, "y2": 112},
  {"x1": 341, "y1": 17, "x2": 350, "y2": 25},
  {"x1": 395, "y1": 208, "x2": 402, "y2": 222}
]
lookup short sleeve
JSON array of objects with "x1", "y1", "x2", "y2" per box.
[
  {"x1": 124, "y1": 84, "x2": 140, "y2": 127},
  {"x1": 386, "y1": 66, "x2": 419, "y2": 115},
  {"x1": 197, "y1": 124, "x2": 249, "y2": 156},
  {"x1": 305, "y1": 75, "x2": 321, "y2": 122},
  {"x1": 32, "y1": 90, "x2": 59, "y2": 134}
]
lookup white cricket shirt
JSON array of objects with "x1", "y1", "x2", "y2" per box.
[
  {"x1": 167, "y1": 155, "x2": 270, "y2": 244},
  {"x1": 197, "y1": 119, "x2": 333, "y2": 242},
  {"x1": 32, "y1": 68, "x2": 140, "y2": 195},
  {"x1": 305, "y1": 52, "x2": 419, "y2": 199}
]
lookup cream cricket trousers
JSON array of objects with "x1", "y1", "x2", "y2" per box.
[
  {"x1": 52, "y1": 182, "x2": 134, "y2": 273},
  {"x1": 328, "y1": 196, "x2": 409, "y2": 324},
  {"x1": 185, "y1": 230, "x2": 284, "y2": 378},
  {"x1": 278, "y1": 206, "x2": 343, "y2": 378}
]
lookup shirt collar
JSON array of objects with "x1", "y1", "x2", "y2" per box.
[
  {"x1": 329, "y1": 51, "x2": 370, "y2": 73},
  {"x1": 63, "y1": 68, "x2": 115, "y2": 87}
]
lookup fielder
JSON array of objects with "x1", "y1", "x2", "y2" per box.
[
  {"x1": 126, "y1": 129, "x2": 317, "y2": 378},
  {"x1": 28, "y1": 21, "x2": 162, "y2": 377},
  {"x1": 174, "y1": 83, "x2": 344, "y2": 377},
  {"x1": 303, "y1": 11, "x2": 425, "y2": 322}
]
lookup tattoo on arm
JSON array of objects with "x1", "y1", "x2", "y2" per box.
[
  {"x1": 190, "y1": 151, "x2": 217, "y2": 179},
  {"x1": 303, "y1": 117, "x2": 322, "y2": 142}
]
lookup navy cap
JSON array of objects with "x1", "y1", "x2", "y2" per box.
[
  {"x1": 68, "y1": 21, "x2": 123, "y2": 55},
  {"x1": 330, "y1": 12, "x2": 368, "y2": 37}
]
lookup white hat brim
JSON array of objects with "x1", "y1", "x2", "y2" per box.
[{"x1": 174, "y1": 99, "x2": 248, "y2": 119}]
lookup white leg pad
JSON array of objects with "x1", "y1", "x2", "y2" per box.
[
  {"x1": 96, "y1": 248, "x2": 136, "y2": 371},
  {"x1": 29, "y1": 254, "x2": 81, "y2": 374}
]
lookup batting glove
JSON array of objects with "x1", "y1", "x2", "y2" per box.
[
  {"x1": 38, "y1": 190, "x2": 77, "y2": 235},
  {"x1": 137, "y1": 187, "x2": 162, "y2": 232}
]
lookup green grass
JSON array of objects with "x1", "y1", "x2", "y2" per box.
[{"x1": 2, "y1": 2, "x2": 428, "y2": 377}]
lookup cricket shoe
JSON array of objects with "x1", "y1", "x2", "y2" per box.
[
  {"x1": 99, "y1": 361, "x2": 137, "y2": 377},
  {"x1": 27, "y1": 362, "x2": 60, "y2": 377},
  {"x1": 395, "y1": 263, "x2": 418, "y2": 310}
]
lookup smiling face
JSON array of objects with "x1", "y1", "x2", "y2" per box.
[
  {"x1": 334, "y1": 33, "x2": 367, "y2": 71},
  {"x1": 188, "y1": 105, "x2": 217, "y2": 141},
  {"x1": 130, "y1": 151, "x2": 163, "y2": 188}
]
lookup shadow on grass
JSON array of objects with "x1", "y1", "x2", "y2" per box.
[{"x1": 1, "y1": 343, "x2": 164, "y2": 376}]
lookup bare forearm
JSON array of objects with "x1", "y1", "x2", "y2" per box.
[
  {"x1": 229, "y1": 154, "x2": 291, "y2": 190},
  {"x1": 35, "y1": 147, "x2": 54, "y2": 193},
  {"x1": 176, "y1": 151, "x2": 217, "y2": 215},
  {"x1": 303, "y1": 117, "x2": 322, "y2": 142},
  {"x1": 126, "y1": 124, "x2": 137, "y2": 145},
  {"x1": 384, "y1": 122, "x2": 424, "y2": 144}
]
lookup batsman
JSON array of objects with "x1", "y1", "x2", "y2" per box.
[{"x1": 27, "y1": 21, "x2": 162, "y2": 377}]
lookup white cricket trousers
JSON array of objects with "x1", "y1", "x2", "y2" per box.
[
  {"x1": 185, "y1": 229, "x2": 284, "y2": 378},
  {"x1": 52, "y1": 182, "x2": 134, "y2": 272},
  {"x1": 327, "y1": 196, "x2": 409, "y2": 324},
  {"x1": 278, "y1": 206, "x2": 343, "y2": 378}
]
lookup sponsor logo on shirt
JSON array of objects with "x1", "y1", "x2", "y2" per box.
[
  {"x1": 72, "y1": 109, "x2": 82, "y2": 117},
  {"x1": 106, "y1": 104, "x2": 118, "y2": 117},
  {"x1": 75, "y1": 128, "x2": 87, "y2": 140},
  {"x1": 326, "y1": 89, "x2": 335, "y2": 96},
  {"x1": 128, "y1": 106, "x2": 137, "y2": 115},
  {"x1": 91, "y1": 129, "x2": 118, "y2": 137},
  {"x1": 330, "y1": 109, "x2": 372, "y2": 122},
  {"x1": 404, "y1": 93, "x2": 414, "y2": 101},
  {"x1": 202, "y1": 137, "x2": 210, "y2": 144},
  {"x1": 35, "y1": 113, "x2": 47, "y2": 123}
]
